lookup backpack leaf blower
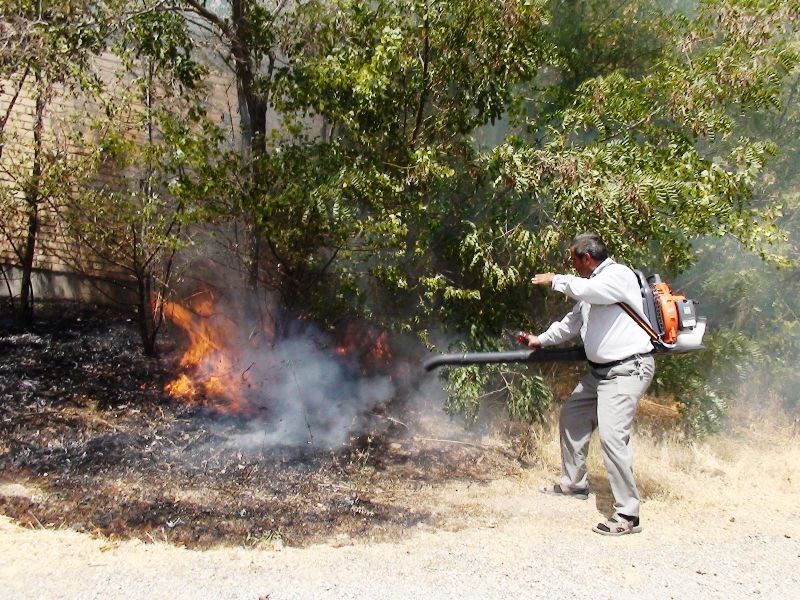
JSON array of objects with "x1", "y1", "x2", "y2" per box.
[{"x1": 423, "y1": 270, "x2": 706, "y2": 371}]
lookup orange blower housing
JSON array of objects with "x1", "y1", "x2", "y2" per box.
[
  {"x1": 652, "y1": 282, "x2": 684, "y2": 345},
  {"x1": 634, "y1": 271, "x2": 702, "y2": 351}
]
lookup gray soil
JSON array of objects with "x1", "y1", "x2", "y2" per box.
[{"x1": 3, "y1": 468, "x2": 798, "y2": 600}]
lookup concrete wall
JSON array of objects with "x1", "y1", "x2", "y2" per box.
[{"x1": 0, "y1": 263, "x2": 136, "y2": 306}]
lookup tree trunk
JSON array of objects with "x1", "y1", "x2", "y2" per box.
[
  {"x1": 18, "y1": 72, "x2": 45, "y2": 325},
  {"x1": 230, "y1": 0, "x2": 273, "y2": 293},
  {"x1": 136, "y1": 273, "x2": 158, "y2": 356},
  {"x1": 237, "y1": 60, "x2": 269, "y2": 294}
]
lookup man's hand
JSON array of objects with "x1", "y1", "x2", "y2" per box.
[
  {"x1": 531, "y1": 273, "x2": 554, "y2": 286},
  {"x1": 516, "y1": 332, "x2": 543, "y2": 349}
]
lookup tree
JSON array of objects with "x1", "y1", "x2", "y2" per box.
[
  {"x1": 263, "y1": 0, "x2": 548, "y2": 309},
  {"x1": 272, "y1": 0, "x2": 800, "y2": 424},
  {"x1": 674, "y1": 4, "x2": 800, "y2": 424},
  {"x1": 162, "y1": 0, "x2": 294, "y2": 294},
  {"x1": 58, "y1": 4, "x2": 224, "y2": 355},
  {"x1": 0, "y1": 0, "x2": 108, "y2": 323},
  {"x1": 261, "y1": 0, "x2": 554, "y2": 418}
]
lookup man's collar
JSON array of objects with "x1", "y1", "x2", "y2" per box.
[{"x1": 589, "y1": 257, "x2": 614, "y2": 278}]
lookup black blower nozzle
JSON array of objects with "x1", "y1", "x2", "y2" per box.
[{"x1": 423, "y1": 346, "x2": 586, "y2": 371}]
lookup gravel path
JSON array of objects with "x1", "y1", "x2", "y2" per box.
[{"x1": 3, "y1": 471, "x2": 798, "y2": 599}]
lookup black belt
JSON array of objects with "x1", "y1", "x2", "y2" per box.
[{"x1": 588, "y1": 352, "x2": 651, "y2": 370}]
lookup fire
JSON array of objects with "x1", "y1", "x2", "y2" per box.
[
  {"x1": 163, "y1": 291, "x2": 394, "y2": 415},
  {"x1": 164, "y1": 373, "x2": 197, "y2": 400},
  {"x1": 335, "y1": 324, "x2": 393, "y2": 371},
  {"x1": 166, "y1": 297, "x2": 225, "y2": 368},
  {"x1": 370, "y1": 331, "x2": 392, "y2": 364},
  {"x1": 163, "y1": 293, "x2": 252, "y2": 414}
]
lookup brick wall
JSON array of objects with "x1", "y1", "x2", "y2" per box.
[{"x1": 1, "y1": 50, "x2": 241, "y2": 297}]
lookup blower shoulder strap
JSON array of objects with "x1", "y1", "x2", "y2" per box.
[
  {"x1": 616, "y1": 302, "x2": 671, "y2": 351},
  {"x1": 616, "y1": 302, "x2": 659, "y2": 341}
]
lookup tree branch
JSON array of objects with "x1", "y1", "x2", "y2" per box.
[
  {"x1": 180, "y1": 0, "x2": 241, "y2": 56},
  {"x1": 411, "y1": 10, "x2": 430, "y2": 145}
]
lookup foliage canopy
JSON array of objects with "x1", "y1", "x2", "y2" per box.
[{"x1": 3, "y1": 0, "x2": 800, "y2": 430}]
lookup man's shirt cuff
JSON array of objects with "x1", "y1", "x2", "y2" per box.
[{"x1": 552, "y1": 274, "x2": 573, "y2": 293}]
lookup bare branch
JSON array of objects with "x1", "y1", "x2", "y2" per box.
[{"x1": 181, "y1": 0, "x2": 241, "y2": 52}]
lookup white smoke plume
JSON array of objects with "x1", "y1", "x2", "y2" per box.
[{"x1": 220, "y1": 336, "x2": 396, "y2": 450}]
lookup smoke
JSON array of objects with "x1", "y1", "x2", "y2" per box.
[
  {"x1": 674, "y1": 235, "x2": 800, "y2": 423},
  {"x1": 221, "y1": 336, "x2": 396, "y2": 450},
  {"x1": 160, "y1": 245, "x2": 408, "y2": 450},
  {"x1": 211, "y1": 330, "x2": 479, "y2": 452}
]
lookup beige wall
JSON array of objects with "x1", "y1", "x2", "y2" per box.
[{"x1": 0, "y1": 51, "x2": 240, "y2": 302}]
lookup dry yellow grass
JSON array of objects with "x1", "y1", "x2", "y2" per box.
[{"x1": 508, "y1": 398, "x2": 800, "y2": 532}]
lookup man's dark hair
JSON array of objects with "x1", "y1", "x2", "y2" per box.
[{"x1": 571, "y1": 233, "x2": 609, "y2": 261}]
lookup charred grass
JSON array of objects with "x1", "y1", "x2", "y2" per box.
[{"x1": 0, "y1": 305, "x2": 522, "y2": 549}]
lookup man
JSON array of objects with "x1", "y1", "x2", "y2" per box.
[{"x1": 519, "y1": 232, "x2": 655, "y2": 536}]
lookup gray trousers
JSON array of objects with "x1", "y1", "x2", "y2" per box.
[{"x1": 559, "y1": 355, "x2": 655, "y2": 517}]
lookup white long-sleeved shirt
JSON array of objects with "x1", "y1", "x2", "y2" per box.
[{"x1": 537, "y1": 258, "x2": 653, "y2": 363}]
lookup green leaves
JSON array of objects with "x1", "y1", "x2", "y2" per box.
[
  {"x1": 114, "y1": 8, "x2": 206, "y2": 90},
  {"x1": 442, "y1": 360, "x2": 553, "y2": 424},
  {"x1": 1, "y1": 0, "x2": 110, "y2": 91},
  {"x1": 6, "y1": 0, "x2": 799, "y2": 424}
]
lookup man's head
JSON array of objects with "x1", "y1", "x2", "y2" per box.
[{"x1": 570, "y1": 232, "x2": 608, "y2": 277}]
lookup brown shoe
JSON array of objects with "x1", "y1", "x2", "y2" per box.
[{"x1": 592, "y1": 515, "x2": 642, "y2": 536}]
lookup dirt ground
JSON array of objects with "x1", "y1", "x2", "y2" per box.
[
  {"x1": 2, "y1": 453, "x2": 799, "y2": 600},
  {"x1": 0, "y1": 307, "x2": 526, "y2": 548},
  {"x1": 2, "y1": 306, "x2": 799, "y2": 598}
]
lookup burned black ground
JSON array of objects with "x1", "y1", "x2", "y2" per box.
[{"x1": 0, "y1": 304, "x2": 521, "y2": 549}]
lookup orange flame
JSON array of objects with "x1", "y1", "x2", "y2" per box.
[
  {"x1": 163, "y1": 294, "x2": 252, "y2": 414},
  {"x1": 370, "y1": 331, "x2": 392, "y2": 365},
  {"x1": 163, "y1": 293, "x2": 394, "y2": 414},
  {"x1": 335, "y1": 324, "x2": 393, "y2": 371}
]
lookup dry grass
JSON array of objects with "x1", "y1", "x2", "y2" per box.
[{"x1": 506, "y1": 397, "x2": 800, "y2": 528}]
